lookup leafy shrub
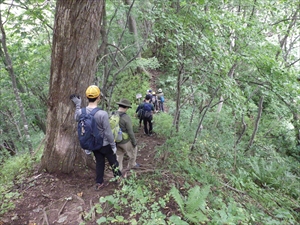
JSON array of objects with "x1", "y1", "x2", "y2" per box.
[
  {"x1": 0, "y1": 153, "x2": 33, "y2": 216},
  {"x1": 170, "y1": 185, "x2": 210, "y2": 223},
  {"x1": 84, "y1": 173, "x2": 171, "y2": 225},
  {"x1": 152, "y1": 112, "x2": 173, "y2": 138}
]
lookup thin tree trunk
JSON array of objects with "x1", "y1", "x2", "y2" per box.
[
  {"x1": 123, "y1": 0, "x2": 141, "y2": 58},
  {"x1": 247, "y1": 96, "x2": 264, "y2": 151},
  {"x1": 190, "y1": 87, "x2": 220, "y2": 151},
  {"x1": 275, "y1": 4, "x2": 300, "y2": 60},
  {"x1": 0, "y1": 12, "x2": 33, "y2": 155},
  {"x1": 234, "y1": 114, "x2": 247, "y2": 148}
]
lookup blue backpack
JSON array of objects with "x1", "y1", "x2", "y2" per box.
[
  {"x1": 77, "y1": 107, "x2": 103, "y2": 151},
  {"x1": 143, "y1": 103, "x2": 152, "y2": 119},
  {"x1": 160, "y1": 96, "x2": 165, "y2": 103}
]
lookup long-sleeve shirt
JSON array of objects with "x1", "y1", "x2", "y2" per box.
[
  {"x1": 156, "y1": 92, "x2": 164, "y2": 101},
  {"x1": 117, "y1": 111, "x2": 137, "y2": 146},
  {"x1": 74, "y1": 107, "x2": 116, "y2": 150}
]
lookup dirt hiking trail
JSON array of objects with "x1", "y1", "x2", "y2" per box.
[{"x1": 1, "y1": 70, "x2": 171, "y2": 225}]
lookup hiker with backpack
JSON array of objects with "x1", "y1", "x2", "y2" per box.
[
  {"x1": 112, "y1": 99, "x2": 140, "y2": 172},
  {"x1": 71, "y1": 85, "x2": 122, "y2": 190},
  {"x1": 152, "y1": 92, "x2": 158, "y2": 112},
  {"x1": 136, "y1": 94, "x2": 154, "y2": 136},
  {"x1": 136, "y1": 98, "x2": 145, "y2": 128},
  {"x1": 156, "y1": 88, "x2": 165, "y2": 112},
  {"x1": 146, "y1": 89, "x2": 153, "y2": 103}
]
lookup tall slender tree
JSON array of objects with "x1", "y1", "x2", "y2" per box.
[{"x1": 0, "y1": 11, "x2": 33, "y2": 155}]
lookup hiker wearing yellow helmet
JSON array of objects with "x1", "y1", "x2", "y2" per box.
[{"x1": 71, "y1": 85, "x2": 122, "y2": 190}]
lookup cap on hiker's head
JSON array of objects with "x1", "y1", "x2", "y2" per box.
[
  {"x1": 86, "y1": 85, "x2": 101, "y2": 98},
  {"x1": 158, "y1": 88, "x2": 162, "y2": 93},
  {"x1": 116, "y1": 99, "x2": 132, "y2": 108},
  {"x1": 152, "y1": 92, "x2": 156, "y2": 95},
  {"x1": 145, "y1": 94, "x2": 151, "y2": 100},
  {"x1": 149, "y1": 89, "x2": 152, "y2": 93}
]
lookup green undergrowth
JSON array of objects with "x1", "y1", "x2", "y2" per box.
[
  {"x1": 0, "y1": 153, "x2": 33, "y2": 215},
  {"x1": 83, "y1": 109, "x2": 299, "y2": 224},
  {"x1": 0, "y1": 134, "x2": 44, "y2": 216}
]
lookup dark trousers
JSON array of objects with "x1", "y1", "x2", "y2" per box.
[
  {"x1": 93, "y1": 145, "x2": 122, "y2": 184},
  {"x1": 159, "y1": 102, "x2": 164, "y2": 112},
  {"x1": 143, "y1": 116, "x2": 153, "y2": 135}
]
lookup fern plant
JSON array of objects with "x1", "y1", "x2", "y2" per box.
[{"x1": 170, "y1": 185, "x2": 210, "y2": 224}]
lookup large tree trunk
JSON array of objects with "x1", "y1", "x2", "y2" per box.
[{"x1": 40, "y1": 0, "x2": 103, "y2": 173}]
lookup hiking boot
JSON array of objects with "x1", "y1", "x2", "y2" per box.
[
  {"x1": 95, "y1": 183, "x2": 104, "y2": 191},
  {"x1": 134, "y1": 163, "x2": 140, "y2": 168}
]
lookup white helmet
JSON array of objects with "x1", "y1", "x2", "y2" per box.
[{"x1": 158, "y1": 88, "x2": 162, "y2": 93}]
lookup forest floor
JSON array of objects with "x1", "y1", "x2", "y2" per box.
[
  {"x1": 1, "y1": 126, "x2": 168, "y2": 225},
  {"x1": 1, "y1": 70, "x2": 175, "y2": 225}
]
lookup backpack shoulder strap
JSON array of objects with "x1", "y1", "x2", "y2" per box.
[
  {"x1": 90, "y1": 107, "x2": 101, "y2": 116},
  {"x1": 81, "y1": 107, "x2": 87, "y2": 114}
]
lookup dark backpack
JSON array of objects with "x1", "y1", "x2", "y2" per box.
[
  {"x1": 77, "y1": 107, "x2": 103, "y2": 151},
  {"x1": 143, "y1": 103, "x2": 152, "y2": 119},
  {"x1": 137, "y1": 105, "x2": 145, "y2": 119}
]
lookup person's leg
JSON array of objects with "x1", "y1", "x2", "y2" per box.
[
  {"x1": 104, "y1": 145, "x2": 122, "y2": 177},
  {"x1": 149, "y1": 117, "x2": 153, "y2": 134},
  {"x1": 116, "y1": 145, "x2": 125, "y2": 171},
  {"x1": 161, "y1": 102, "x2": 164, "y2": 112},
  {"x1": 122, "y1": 141, "x2": 137, "y2": 169},
  {"x1": 143, "y1": 118, "x2": 148, "y2": 134},
  {"x1": 159, "y1": 102, "x2": 162, "y2": 112},
  {"x1": 93, "y1": 149, "x2": 106, "y2": 184}
]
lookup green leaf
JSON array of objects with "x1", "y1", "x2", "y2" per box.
[
  {"x1": 170, "y1": 186, "x2": 185, "y2": 212},
  {"x1": 96, "y1": 216, "x2": 107, "y2": 224},
  {"x1": 168, "y1": 215, "x2": 190, "y2": 225}
]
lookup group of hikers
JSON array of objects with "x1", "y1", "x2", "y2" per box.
[
  {"x1": 70, "y1": 85, "x2": 165, "y2": 190},
  {"x1": 135, "y1": 88, "x2": 165, "y2": 136}
]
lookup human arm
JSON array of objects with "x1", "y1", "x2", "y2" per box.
[
  {"x1": 136, "y1": 104, "x2": 142, "y2": 113},
  {"x1": 124, "y1": 115, "x2": 137, "y2": 147},
  {"x1": 97, "y1": 111, "x2": 116, "y2": 149},
  {"x1": 70, "y1": 94, "x2": 82, "y2": 121}
]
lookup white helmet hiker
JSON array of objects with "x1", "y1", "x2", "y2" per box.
[{"x1": 158, "y1": 88, "x2": 162, "y2": 93}]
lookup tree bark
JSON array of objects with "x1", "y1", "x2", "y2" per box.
[
  {"x1": 40, "y1": 0, "x2": 104, "y2": 173},
  {"x1": 247, "y1": 96, "x2": 264, "y2": 151}
]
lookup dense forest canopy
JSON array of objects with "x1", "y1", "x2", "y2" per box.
[{"x1": 0, "y1": 0, "x2": 299, "y2": 224}]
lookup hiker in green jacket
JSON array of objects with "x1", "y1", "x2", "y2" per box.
[{"x1": 115, "y1": 99, "x2": 140, "y2": 171}]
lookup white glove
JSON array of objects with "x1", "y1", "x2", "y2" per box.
[{"x1": 112, "y1": 147, "x2": 117, "y2": 154}]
